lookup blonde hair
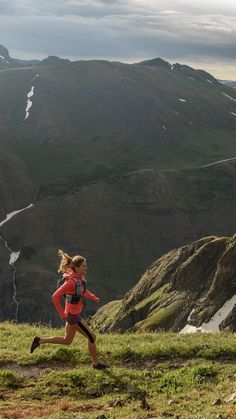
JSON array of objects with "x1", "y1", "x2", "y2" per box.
[{"x1": 58, "y1": 249, "x2": 85, "y2": 273}]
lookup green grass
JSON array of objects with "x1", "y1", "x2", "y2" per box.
[{"x1": 1, "y1": 322, "x2": 236, "y2": 418}]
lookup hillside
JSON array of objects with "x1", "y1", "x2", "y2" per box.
[
  {"x1": 0, "y1": 56, "x2": 235, "y2": 198},
  {"x1": 93, "y1": 233, "x2": 236, "y2": 333},
  {"x1": 1, "y1": 322, "x2": 236, "y2": 418},
  {"x1": 2, "y1": 160, "x2": 236, "y2": 324},
  {"x1": 1, "y1": 49, "x2": 236, "y2": 324}
]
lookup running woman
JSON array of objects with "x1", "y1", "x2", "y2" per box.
[{"x1": 30, "y1": 250, "x2": 108, "y2": 369}]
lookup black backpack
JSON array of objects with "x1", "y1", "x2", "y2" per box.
[{"x1": 57, "y1": 277, "x2": 87, "y2": 304}]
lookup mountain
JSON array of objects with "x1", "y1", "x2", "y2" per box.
[
  {"x1": 14, "y1": 59, "x2": 41, "y2": 67},
  {"x1": 0, "y1": 44, "x2": 39, "y2": 69},
  {"x1": 139, "y1": 59, "x2": 217, "y2": 83},
  {"x1": 138, "y1": 57, "x2": 171, "y2": 69},
  {"x1": 0, "y1": 44, "x2": 15, "y2": 68},
  {"x1": 93, "y1": 233, "x2": 236, "y2": 333},
  {"x1": 0, "y1": 44, "x2": 69, "y2": 70},
  {"x1": 0, "y1": 55, "x2": 236, "y2": 198},
  {"x1": 1, "y1": 47, "x2": 236, "y2": 324},
  {"x1": 2, "y1": 160, "x2": 236, "y2": 325},
  {"x1": 219, "y1": 80, "x2": 236, "y2": 88},
  {"x1": 38, "y1": 56, "x2": 70, "y2": 66}
]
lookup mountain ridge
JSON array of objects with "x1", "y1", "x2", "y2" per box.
[{"x1": 0, "y1": 44, "x2": 70, "y2": 69}]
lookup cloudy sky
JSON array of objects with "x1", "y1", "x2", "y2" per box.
[{"x1": 0, "y1": 0, "x2": 235, "y2": 79}]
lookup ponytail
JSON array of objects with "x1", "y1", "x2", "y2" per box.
[
  {"x1": 58, "y1": 249, "x2": 72, "y2": 273},
  {"x1": 58, "y1": 249, "x2": 85, "y2": 273}
]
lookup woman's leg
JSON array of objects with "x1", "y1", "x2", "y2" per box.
[
  {"x1": 39, "y1": 322, "x2": 77, "y2": 345},
  {"x1": 76, "y1": 319, "x2": 99, "y2": 365}
]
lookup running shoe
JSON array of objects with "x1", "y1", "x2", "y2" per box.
[
  {"x1": 93, "y1": 362, "x2": 109, "y2": 370},
  {"x1": 30, "y1": 336, "x2": 40, "y2": 353}
]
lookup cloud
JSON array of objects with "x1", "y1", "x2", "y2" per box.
[{"x1": 0, "y1": 0, "x2": 235, "y2": 78}]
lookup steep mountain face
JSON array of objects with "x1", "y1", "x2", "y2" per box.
[
  {"x1": 0, "y1": 44, "x2": 12, "y2": 68},
  {"x1": 93, "y1": 234, "x2": 236, "y2": 333},
  {"x1": 2, "y1": 160, "x2": 236, "y2": 324}
]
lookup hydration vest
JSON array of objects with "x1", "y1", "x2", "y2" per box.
[{"x1": 57, "y1": 277, "x2": 87, "y2": 304}]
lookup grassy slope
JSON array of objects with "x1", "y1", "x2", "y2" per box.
[{"x1": 1, "y1": 322, "x2": 236, "y2": 418}]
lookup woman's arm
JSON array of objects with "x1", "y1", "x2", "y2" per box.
[
  {"x1": 84, "y1": 289, "x2": 100, "y2": 303},
  {"x1": 52, "y1": 281, "x2": 71, "y2": 319}
]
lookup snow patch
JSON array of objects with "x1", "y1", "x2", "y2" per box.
[
  {"x1": 207, "y1": 79, "x2": 213, "y2": 84},
  {"x1": 0, "y1": 204, "x2": 33, "y2": 227},
  {"x1": 180, "y1": 294, "x2": 236, "y2": 334},
  {"x1": 187, "y1": 308, "x2": 195, "y2": 321},
  {"x1": 230, "y1": 112, "x2": 236, "y2": 117},
  {"x1": 171, "y1": 65, "x2": 174, "y2": 71},
  {"x1": 0, "y1": 55, "x2": 9, "y2": 63},
  {"x1": 201, "y1": 157, "x2": 236, "y2": 168},
  {"x1": 9, "y1": 251, "x2": 21, "y2": 265},
  {"x1": 180, "y1": 325, "x2": 203, "y2": 334},
  {"x1": 24, "y1": 86, "x2": 35, "y2": 120},
  {"x1": 222, "y1": 92, "x2": 236, "y2": 102},
  {"x1": 162, "y1": 125, "x2": 167, "y2": 130},
  {"x1": 0, "y1": 203, "x2": 34, "y2": 322},
  {"x1": 179, "y1": 98, "x2": 186, "y2": 102},
  {"x1": 200, "y1": 294, "x2": 236, "y2": 332}
]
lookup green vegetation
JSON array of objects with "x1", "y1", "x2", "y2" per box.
[
  {"x1": 92, "y1": 235, "x2": 236, "y2": 334},
  {"x1": 1, "y1": 322, "x2": 236, "y2": 418},
  {"x1": 136, "y1": 299, "x2": 185, "y2": 331},
  {"x1": 94, "y1": 300, "x2": 122, "y2": 330},
  {"x1": 0, "y1": 60, "x2": 236, "y2": 196}
]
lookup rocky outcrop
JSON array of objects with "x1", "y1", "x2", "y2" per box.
[{"x1": 93, "y1": 234, "x2": 236, "y2": 332}]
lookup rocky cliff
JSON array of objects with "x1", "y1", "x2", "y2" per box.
[{"x1": 93, "y1": 234, "x2": 236, "y2": 333}]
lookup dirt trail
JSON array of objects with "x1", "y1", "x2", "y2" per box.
[{"x1": 1, "y1": 355, "x2": 236, "y2": 379}]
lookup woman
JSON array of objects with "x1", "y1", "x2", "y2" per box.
[{"x1": 30, "y1": 250, "x2": 108, "y2": 369}]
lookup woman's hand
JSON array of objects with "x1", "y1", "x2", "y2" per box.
[{"x1": 94, "y1": 297, "x2": 100, "y2": 303}]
